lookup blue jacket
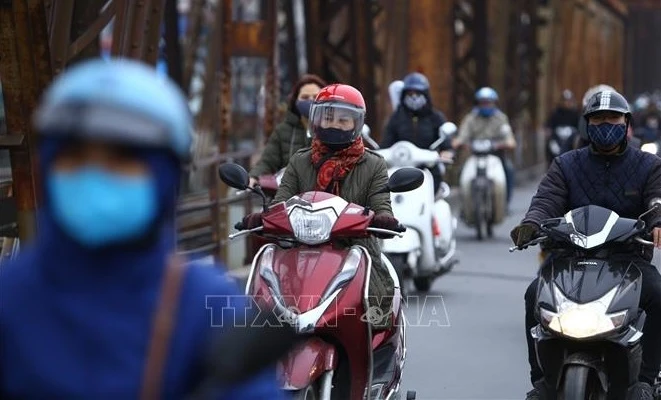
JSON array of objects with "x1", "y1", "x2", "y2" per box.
[
  {"x1": 0, "y1": 142, "x2": 286, "y2": 399},
  {"x1": 0, "y1": 228, "x2": 285, "y2": 399}
]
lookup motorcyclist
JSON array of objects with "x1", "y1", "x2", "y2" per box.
[
  {"x1": 544, "y1": 89, "x2": 580, "y2": 165},
  {"x1": 381, "y1": 72, "x2": 454, "y2": 195},
  {"x1": 0, "y1": 58, "x2": 283, "y2": 399},
  {"x1": 511, "y1": 89, "x2": 661, "y2": 400},
  {"x1": 249, "y1": 73, "x2": 327, "y2": 187},
  {"x1": 453, "y1": 87, "x2": 517, "y2": 208},
  {"x1": 633, "y1": 94, "x2": 661, "y2": 144},
  {"x1": 239, "y1": 83, "x2": 404, "y2": 330}
]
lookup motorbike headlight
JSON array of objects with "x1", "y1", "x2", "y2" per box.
[
  {"x1": 320, "y1": 247, "x2": 362, "y2": 301},
  {"x1": 289, "y1": 207, "x2": 337, "y2": 245},
  {"x1": 471, "y1": 140, "x2": 492, "y2": 153},
  {"x1": 548, "y1": 140, "x2": 561, "y2": 155},
  {"x1": 642, "y1": 143, "x2": 658, "y2": 154},
  {"x1": 392, "y1": 145, "x2": 412, "y2": 166},
  {"x1": 540, "y1": 285, "x2": 627, "y2": 339}
]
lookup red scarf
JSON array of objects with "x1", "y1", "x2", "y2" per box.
[{"x1": 311, "y1": 137, "x2": 365, "y2": 195}]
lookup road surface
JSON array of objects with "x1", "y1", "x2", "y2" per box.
[{"x1": 401, "y1": 181, "x2": 541, "y2": 400}]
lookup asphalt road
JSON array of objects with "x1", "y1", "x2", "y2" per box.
[{"x1": 400, "y1": 181, "x2": 541, "y2": 400}]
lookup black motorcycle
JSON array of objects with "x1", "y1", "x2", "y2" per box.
[{"x1": 511, "y1": 204, "x2": 661, "y2": 399}]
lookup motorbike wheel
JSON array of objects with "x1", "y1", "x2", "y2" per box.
[
  {"x1": 292, "y1": 385, "x2": 318, "y2": 400},
  {"x1": 475, "y1": 207, "x2": 487, "y2": 241},
  {"x1": 560, "y1": 365, "x2": 604, "y2": 400},
  {"x1": 413, "y1": 277, "x2": 432, "y2": 293}
]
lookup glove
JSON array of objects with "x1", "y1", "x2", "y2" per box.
[
  {"x1": 235, "y1": 212, "x2": 263, "y2": 230},
  {"x1": 510, "y1": 222, "x2": 539, "y2": 247},
  {"x1": 371, "y1": 214, "x2": 406, "y2": 237}
]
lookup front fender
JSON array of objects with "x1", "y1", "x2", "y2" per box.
[
  {"x1": 278, "y1": 337, "x2": 337, "y2": 390},
  {"x1": 558, "y1": 352, "x2": 608, "y2": 392}
]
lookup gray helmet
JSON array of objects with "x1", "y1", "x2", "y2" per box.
[{"x1": 583, "y1": 90, "x2": 631, "y2": 121}]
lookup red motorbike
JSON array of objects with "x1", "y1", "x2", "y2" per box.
[{"x1": 219, "y1": 163, "x2": 421, "y2": 400}]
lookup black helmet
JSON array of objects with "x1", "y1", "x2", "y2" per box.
[{"x1": 583, "y1": 90, "x2": 631, "y2": 121}]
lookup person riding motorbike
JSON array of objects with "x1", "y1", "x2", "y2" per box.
[
  {"x1": 452, "y1": 87, "x2": 517, "y2": 208},
  {"x1": 633, "y1": 94, "x2": 661, "y2": 144},
  {"x1": 544, "y1": 89, "x2": 580, "y2": 165},
  {"x1": 249, "y1": 74, "x2": 327, "y2": 187},
  {"x1": 0, "y1": 58, "x2": 283, "y2": 398},
  {"x1": 239, "y1": 83, "x2": 404, "y2": 330},
  {"x1": 511, "y1": 89, "x2": 661, "y2": 400},
  {"x1": 381, "y1": 72, "x2": 454, "y2": 195}
]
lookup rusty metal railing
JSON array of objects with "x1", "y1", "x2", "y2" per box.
[{"x1": 175, "y1": 148, "x2": 257, "y2": 267}]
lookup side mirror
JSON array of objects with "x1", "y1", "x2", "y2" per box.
[
  {"x1": 649, "y1": 198, "x2": 661, "y2": 210},
  {"x1": 361, "y1": 124, "x2": 371, "y2": 138},
  {"x1": 440, "y1": 122, "x2": 457, "y2": 139},
  {"x1": 218, "y1": 163, "x2": 250, "y2": 190},
  {"x1": 361, "y1": 124, "x2": 380, "y2": 149},
  {"x1": 384, "y1": 167, "x2": 424, "y2": 193}
]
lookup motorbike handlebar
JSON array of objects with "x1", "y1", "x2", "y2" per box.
[
  {"x1": 509, "y1": 235, "x2": 656, "y2": 252},
  {"x1": 367, "y1": 227, "x2": 405, "y2": 238},
  {"x1": 635, "y1": 236, "x2": 655, "y2": 246},
  {"x1": 508, "y1": 235, "x2": 548, "y2": 253},
  {"x1": 228, "y1": 226, "x2": 264, "y2": 240}
]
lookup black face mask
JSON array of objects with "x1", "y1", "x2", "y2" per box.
[{"x1": 316, "y1": 127, "x2": 354, "y2": 151}]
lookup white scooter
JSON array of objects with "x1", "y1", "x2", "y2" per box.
[
  {"x1": 363, "y1": 123, "x2": 459, "y2": 293},
  {"x1": 458, "y1": 139, "x2": 508, "y2": 240}
]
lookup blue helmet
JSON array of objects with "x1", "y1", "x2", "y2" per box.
[
  {"x1": 475, "y1": 87, "x2": 499, "y2": 102},
  {"x1": 402, "y1": 72, "x2": 430, "y2": 93},
  {"x1": 33, "y1": 58, "x2": 193, "y2": 162}
]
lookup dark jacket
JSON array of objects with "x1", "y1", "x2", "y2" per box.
[
  {"x1": 523, "y1": 145, "x2": 661, "y2": 255},
  {"x1": 274, "y1": 147, "x2": 393, "y2": 265},
  {"x1": 381, "y1": 92, "x2": 452, "y2": 150},
  {"x1": 273, "y1": 147, "x2": 394, "y2": 320},
  {"x1": 250, "y1": 110, "x2": 310, "y2": 177}
]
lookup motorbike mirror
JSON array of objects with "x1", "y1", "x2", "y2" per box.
[
  {"x1": 218, "y1": 163, "x2": 250, "y2": 190},
  {"x1": 440, "y1": 122, "x2": 457, "y2": 139},
  {"x1": 384, "y1": 167, "x2": 424, "y2": 193},
  {"x1": 361, "y1": 124, "x2": 372, "y2": 137}
]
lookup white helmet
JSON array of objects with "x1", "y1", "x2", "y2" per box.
[{"x1": 388, "y1": 80, "x2": 404, "y2": 110}]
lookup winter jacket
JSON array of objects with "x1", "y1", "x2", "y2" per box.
[
  {"x1": 455, "y1": 109, "x2": 516, "y2": 147},
  {"x1": 522, "y1": 144, "x2": 661, "y2": 259},
  {"x1": 273, "y1": 147, "x2": 394, "y2": 326},
  {"x1": 250, "y1": 111, "x2": 310, "y2": 177},
  {"x1": 381, "y1": 92, "x2": 452, "y2": 151}
]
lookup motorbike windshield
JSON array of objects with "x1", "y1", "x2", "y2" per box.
[
  {"x1": 545, "y1": 205, "x2": 638, "y2": 249},
  {"x1": 471, "y1": 139, "x2": 492, "y2": 153},
  {"x1": 285, "y1": 193, "x2": 349, "y2": 245}
]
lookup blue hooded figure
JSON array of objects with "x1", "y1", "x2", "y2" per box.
[{"x1": 0, "y1": 58, "x2": 285, "y2": 399}]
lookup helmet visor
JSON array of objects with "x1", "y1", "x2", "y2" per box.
[{"x1": 310, "y1": 103, "x2": 365, "y2": 145}]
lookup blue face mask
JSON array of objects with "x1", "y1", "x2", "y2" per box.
[
  {"x1": 587, "y1": 123, "x2": 627, "y2": 150},
  {"x1": 478, "y1": 106, "x2": 496, "y2": 117},
  {"x1": 48, "y1": 166, "x2": 158, "y2": 247},
  {"x1": 296, "y1": 100, "x2": 313, "y2": 119}
]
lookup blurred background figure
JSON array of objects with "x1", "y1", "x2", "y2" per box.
[
  {"x1": 0, "y1": 58, "x2": 284, "y2": 399},
  {"x1": 248, "y1": 73, "x2": 326, "y2": 187}
]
